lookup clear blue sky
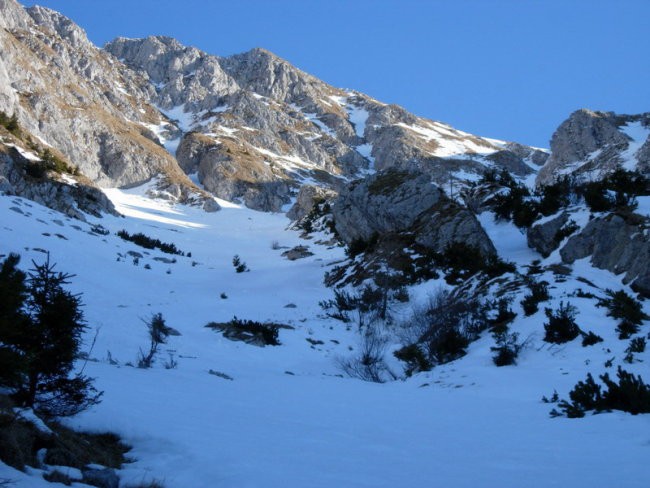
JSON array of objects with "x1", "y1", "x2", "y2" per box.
[{"x1": 22, "y1": 0, "x2": 650, "y2": 148}]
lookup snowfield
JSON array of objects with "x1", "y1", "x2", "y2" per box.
[{"x1": 1, "y1": 184, "x2": 649, "y2": 487}]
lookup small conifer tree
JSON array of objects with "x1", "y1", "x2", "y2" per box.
[{"x1": 0, "y1": 253, "x2": 101, "y2": 417}]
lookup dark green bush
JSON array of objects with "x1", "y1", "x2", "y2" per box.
[
  {"x1": 543, "y1": 302, "x2": 581, "y2": 344},
  {"x1": 597, "y1": 289, "x2": 648, "y2": 339},
  {"x1": 521, "y1": 280, "x2": 550, "y2": 316},
  {"x1": 536, "y1": 176, "x2": 574, "y2": 216},
  {"x1": 117, "y1": 230, "x2": 185, "y2": 256},
  {"x1": 396, "y1": 291, "x2": 489, "y2": 370},
  {"x1": 232, "y1": 255, "x2": 249, "y2": 273},
  {"x1": 0, "y1": 111, "x2": 21, "y2": 137},
  {"x1": 393, "y1": 344, "x2": 431, "y2": 377},
  {"x1": 206, "y1": 317, "x2": 281, "y2": 346},
  {"x1": 319, "y1": 289, "x2": 358, "y2": 322},
  {"x1": 556, "y1": 367, "x2": 650, "y2": 417},
  {"x1": 346, "y1": 233, "x2": 378, "y2": 258},
  {"x1": 490, "y1": 298, "x2": 517, "y2": 333},
  {"x1": 435, "y1": 242, "x2": 514, "y2": 284},
  {"x1": 0, "y1": 254, "x2": 101, "y2": 417},
  {"x1": 627, "y1": 337, "x2": 646, "y2": 354},
  {"x1": 581, "y1": 331, "x2": 604, "y2": 347},
  {"x1": 581, "y1": 169, "x2": 649, "y2": 213},
  {"x1": 491, "y1": 328, "x2": 523, "y2": 366},
  {"x1": 553, "y1": 220, "x2": 579, "y2": 244}
]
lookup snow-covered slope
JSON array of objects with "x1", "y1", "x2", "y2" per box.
[{"x1": 1, "y1": 187, "x2": 649, "y2": 487}]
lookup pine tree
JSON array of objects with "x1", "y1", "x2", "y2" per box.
[
  {"x1": 0, "y1": 253, "x2": 101, "y2": 417},
  {"x1": 0, "y1": 254, "x2": 29, "y2": 388}
]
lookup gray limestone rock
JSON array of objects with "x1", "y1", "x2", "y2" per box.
[
  {"x1": 527, "y1": 212, "x2": 570, "y2": 258},
  {"x1": 333, "y1": 169, "x2": 496, "y2": 256},
  {"x1": 560, "y1": 213, "x2": 650, "y2": 297},
  {"x1": 1, "y1": 0, "x2": 548, "y2": 217},
  {"x1": 0, "y1": 2, "x2": 207, "y2": 209},
  {"x1": 286, "y1": 185, "x2": 337, "y2": 221},
  {"x1": 107, "y1": 34, "x2": 546, "y2": 208},
  {"x1": 177, "y1": 132, "x2": 290, "y2": 212},
  {"x1": 0, "y1": 144, "x2": 118, "y2": 220},
  {"x1": 537, "y1": 109, "x2": 650, "y2": 186}
]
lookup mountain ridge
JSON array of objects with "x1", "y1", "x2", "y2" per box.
[{"x1": 1, "y1": 1, "x2": 650, "y2": 487}]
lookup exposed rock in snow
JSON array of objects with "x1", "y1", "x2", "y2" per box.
[
  {"x1": 560, "y1": 212, "x2": 650, "y2": 296},
  {"x1": 333, "y1": 168, "x2": 496, "y2": 256},
  {"x1": 537, "y1": 109, "x2": 650, "y2": 186}
]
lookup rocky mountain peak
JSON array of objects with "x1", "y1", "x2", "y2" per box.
[
  {"x1": 26, "y1": 5, "x2": 89, "y2": 49},
  {"x1": 0, "y1": 0, "x2": 31, "y2": 30},
  {"x1": 2, "y1": 0, "x2": 551, "y2": 216},
  {"x1": 105, "y1": 33, "x2": 549, "y2": 211},
  {"x1": 0, "y1": 1, "x2": 217, "y2": 212},
  {"x1": 536, "y1": 109, "x2": 650, "y2": 185}
]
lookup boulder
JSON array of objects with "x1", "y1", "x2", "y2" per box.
[
  {"x1": 286, "y1": 184, "x2": 337, "y2": 221},
  {"x1": 560, "y1": 213, "x2": 650, "y2": 297},
  {"x1": 332, "y1": 169, "x2": 496, "y2": 256},
  {"x1": 527, "y1": 212, "x2": 570, "y2": 257}
]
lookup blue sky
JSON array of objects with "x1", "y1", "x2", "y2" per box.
[{"x1": 23, "y1": 0, "x2": 649, "y2": 148}]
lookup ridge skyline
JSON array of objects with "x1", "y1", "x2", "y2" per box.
[{"x1": 21, "y1": 0, "x2": 650, "y2": 149}]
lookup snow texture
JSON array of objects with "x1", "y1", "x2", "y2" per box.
[{"x1": 1, "y1": 185, "x2": 649, "y2": 487}]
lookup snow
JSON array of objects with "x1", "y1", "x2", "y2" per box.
[
  {"x1": 347, "y1": 105, "x2": 369, "y2": 138},
  {"x1": 13, "y1": 408, "x2": 53, "y2": 435},
  {"x1": 477, "y1": 211, "x2": 540, "y2": 266},
  {"x1": 160, "y1": 104, "x2": 194, "y2": 133},
  {"x1": 3, "y1": 142, "x2": 41, "y2": 161},
  {"x1": 114, "y1": 84, "x2": 130, "y2": 97},
  {"x1": 1, "y1": 185, "x2": 650, "y2": 487},
  {"x1": 356, "y1": 143, "x2": 375, "y2": 169},
  {"x1": 304, "y1": 112, "x2": 336, "y2": 137},
  {"x1": 396, "y1": 122, "x2": 500, "y2": 158},
  {"x1": 251, "y1": 145, "x2": 326, "y2": 180},
  {"x1": 327, "y1": 95, "x2": 346, "y2": 106},
  {"x1": 636, "y1": 195, "x2": 650, "y2": 217},
  {"x1": 620, "y1": 121, "x2": 650, "y2": 171}
]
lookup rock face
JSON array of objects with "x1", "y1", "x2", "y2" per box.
[
  {"x1": 560, "y1": 213, "x2": 650, "y2": 297},
  {"x1": 286, "y1": 185, "x2": 338, "y2": 221},
  {"x1": 0, "y1": 0, "x2": 212, "y2": 209},
  {"x1": 537, "y1": 109, "x2": 650, "y2": 186},
  {"x1": 0, "y1": 0, "x2": 549, "y2": 215},
  {"x1": 106, "y1": 36, "x2": 547, "y2": 211},
  {"x1": 332, "y1": 169, "x2": 496, "y2": 256},
  {"x1": 0, "y1": 142, "x2": 117, "y2": 220},
  {"x1": 527, "y1": 212, "x2": 570, "y2": 258}
]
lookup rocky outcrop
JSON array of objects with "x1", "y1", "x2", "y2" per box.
[
  {"x1": 0, "y1": 0, "x2": 209, "y2": 209},
  {"x1": 332, "y1": 169, "x2": 496, "y2": 256},
  {"x1": 177, "y1": 132, "x2": 290, "y2": 211},
  {"x1": 560, "y1": 213, "x2": 650, "y2": 297},
  {"x1": 107, "y1": 35, "x2": 547, "y2": 207},
  {"x1": 0, "y1": 143, "x2": 117, "y2": 220},
  {"x1": 286, "y1": 185, "x2": 338, "y2": 221},
  {"x1": 537, "y1": 109, "x2": 650, "y2": 186},
  {"x1": 527, "y1": 212, "x2": 570, "y2": 258},
  {"x1": 1, "y1": 0, "x2": 548, "y2": 215}
]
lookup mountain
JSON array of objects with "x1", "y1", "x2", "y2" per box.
[
  {"x1": 106, "y1": 36, "x2": 548, "y2": 211},
  {"x1": 537, "y1": 109, "x2": 650, "y2": 186},
  {"x1": 0, "y1": 0, "x2": 215, "y2": 211},
  {"x1": 1, "y1": 1, "x2": 650, "y2": 487}
]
